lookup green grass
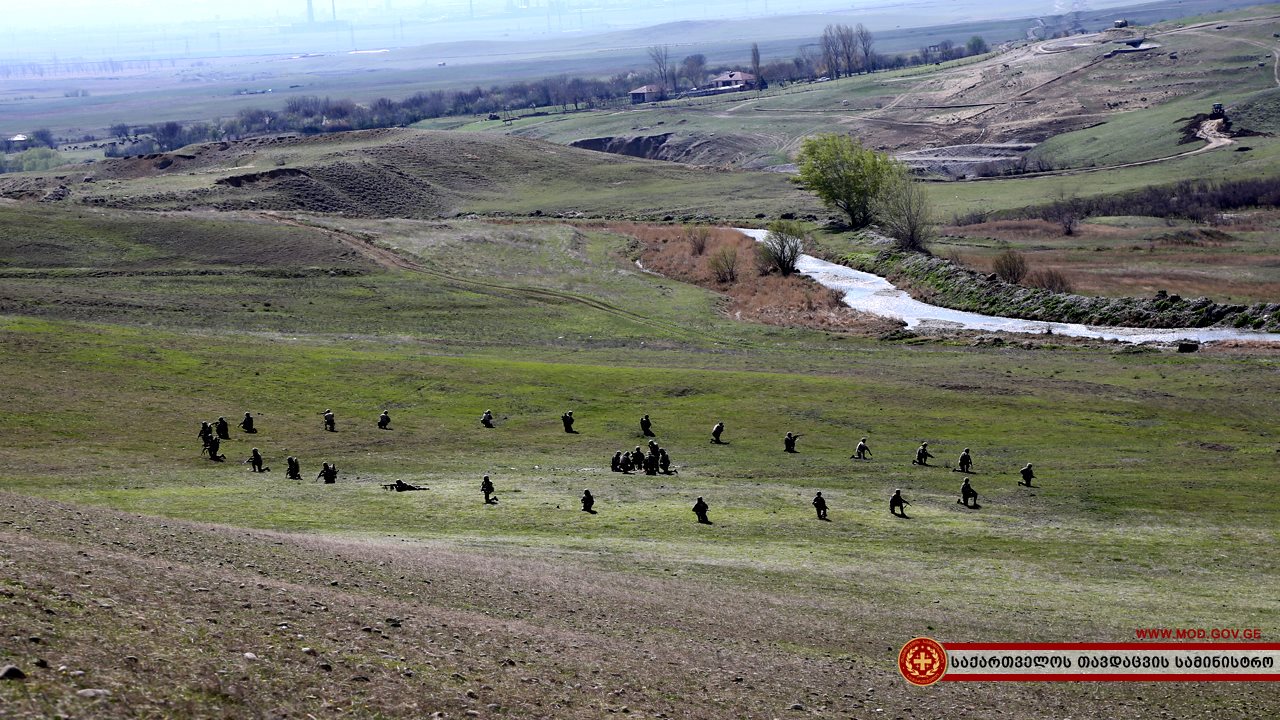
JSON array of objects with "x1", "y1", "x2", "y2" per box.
[{"x1": 1, "y1": 204, "x2": 1278, "y2": 636}]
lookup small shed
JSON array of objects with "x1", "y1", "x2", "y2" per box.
[
  {"x1": 709, "y1": 71, "x2": 756, "y2": 90},
  {"x1": 629, "y1": 84, "x2": 663, "y2": 104}
]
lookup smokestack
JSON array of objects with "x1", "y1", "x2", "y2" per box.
[
  {"x1": 307, "y1": 0, "x2": 314, "y2": 23},
  {"x1": 332, "y1": 0, "x2": 337, "y2": 22}
]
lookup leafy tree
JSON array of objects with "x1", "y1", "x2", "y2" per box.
[
  {"x1": 1, "y1": 147, "x2": 63, "y2": 173},
  {"x1": 758, "y1": 219, "x2": 808, "y2": 276},
  {"x1": 750, "y1": 43, "x2": 766, "y2": 90},
  {"x1": 29, "y1": 128, "x2": 57, "y2": 149},
  {"x1": 967, "y1": 36, "x2": 990, "y2": 55},
  {"x1": 681, "y1": 54, "x2": 707, "y2": 88},
  {"x1": 794, "y1": 134, "x2": 900, "y2": 229}
]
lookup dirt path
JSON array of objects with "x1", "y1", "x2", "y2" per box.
[{"x1": 955, "y1": 119, "x2": 1233, "y2": 183}]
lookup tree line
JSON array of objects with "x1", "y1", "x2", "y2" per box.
[{"x1": 6, "y1": 26, "x2": 993, "y2": 160}]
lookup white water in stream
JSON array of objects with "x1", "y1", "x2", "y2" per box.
[{"x1": 737, "y1": 229, "x2": 1280, "y2": 344}]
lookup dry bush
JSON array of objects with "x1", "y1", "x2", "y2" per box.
[
  {"x1": 875, "y1": 174, "x2": 935, "y2": 252},
  {"x1": 757, "y1": 220, "x2": 807, "y2": 276},
  {"x1": 683, "y1": 224, "x2": 711, "y2": 255},
  {"x1": 605, "y1": 223, "x2": 758, "y2": 287},
  {"x1": 603, "y1": 223, "x2": 898, "y2": 334},
  {"x1": 1026, "y1": 268, "x2": 1074, "y2": 293},
  {"x1": 708, "y1": 246, "x2": 739, "y2": 283},
  {"x1": 992, "y1": 249, "x2": 1028, "y2": 284}
]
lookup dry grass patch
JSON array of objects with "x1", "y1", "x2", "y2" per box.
[{"x1": 607, "y1": 223, "x2": 902, "y2": 335}]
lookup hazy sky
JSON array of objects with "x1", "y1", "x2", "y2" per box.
[{"x1": 6, "y1": 0, "x2": 410, "y2": 29}]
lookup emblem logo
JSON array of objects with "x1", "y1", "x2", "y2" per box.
[{"x1": 899, "y1": 637, "x2": 947, "y2": 686}]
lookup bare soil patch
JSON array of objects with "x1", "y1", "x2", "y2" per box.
[{"x1": 608, "y1": 223, "x2": 902, "y2": 335}]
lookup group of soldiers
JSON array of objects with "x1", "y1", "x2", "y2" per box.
[
  {"x1": 196, "y1": 409, "x2": 375, "y2": 485},
  {"x1": 195, "y1": 405, "x2": 1043, "y2": 522},
  {"x1": 611, "y1": 443, "x2": 677, "y2": 476}
]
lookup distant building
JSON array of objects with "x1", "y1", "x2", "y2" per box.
[
  {"x1": 709, "y1": 71, "x2": 756, "y2": 90},
  {"x1": 629, "y1": 84, "x2": 663, "y2": 104},
  {"x1": 4, "y1": 134, "x2": 31, "y2": 153},
  {"x1": 1114, "y1": 19, "x2": 1129, "y2": 28}
]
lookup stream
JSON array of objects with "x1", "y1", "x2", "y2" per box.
[{"x1": 737, "y1": 229, "x2": 1280, "y2": 344}]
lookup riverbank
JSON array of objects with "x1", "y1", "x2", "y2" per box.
[{"x1": 841, "y1": 246, "x2": 1280, "y2": 333}]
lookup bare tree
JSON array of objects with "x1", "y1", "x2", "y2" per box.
[
  {"x1": 856, "y1": 23, "x2": 875, "y2": 71},
  {"x1": 836, "y1": 24, "x2": 859, "y2": 75},
  {"x1": 648, "y1": 45, "x2": 673, "y2": 93},
  {"x1": 820, "y1": 25, "x2": 842, "y2": 78},
  {"x1": 875, "y1": 171, "x2": 936, "y2": 252},
  {"x1": 797, "y1": 45, "x2": 819, "y2": 77}
]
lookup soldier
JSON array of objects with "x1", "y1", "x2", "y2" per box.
[
  {"x1": 631, "y1": 446, "x2": 645, "y2": 469},
  {"x1": 285, "y1": 456, "x2": 302, "y2": 480},
  {"x1": 958, "y1": 478, "x2": 978, "y2": 508},
  {"x1": 611, "y1": 451, "x2": 624, "y2": 473},
  {"x1": 813, "y1": 491, "x2": 828, "y2": 521},
  {"x1": 644, "y1": 451, "x2": 659, "y2": 476},
  {"x1": 214, "y1": 416, "x2": 230, "y2": 440},
  {"x1": 620, "y1": 452, "x2": 634, "y2": 473},
  {"x1": 581, "y1": 489, "x2": 595, "y2": 513},
  {"x1": 316, "y1": 462, "x2": 338, "y2": 483},
  {"x1": 238, "y1": 411, "x2": 257, "y2": 434},
  {"x1": 659, "y1": 448, "x2": 673, "y2": 475},
  {"x1": 784, "y1": 432, "x2": 800, "y2": 453},
  {"x1": 852, "y1": 437, "x2": 872, "y2": 461},
  {"x1": 481, "y1": 409, "x2": 495, "y2": 429},
  {"x1": 385, "y1": 479, "x2": 423, "y2": 492},
  {"x1": 561, "y1": 410, "x2": 576, "y2": 434},
  {"x1": 692, "y1": 496, "x2": 711, "y2": 524},
  {"x1": 1019, "y1": 463, "x2": 1036, "y2": 487},
  {"x1": 198, "y1": 421, "x2": 214, "y2": 451},
  {"x1": 957, "y1": 448, "x2": 972, "y2": 473},
  {"x1": 913, "y1": 442, "x2": 934, "y2": 466},
  {"x1": 377, "y1": 410, "x2": 391, "y2": 430},
  {"x1": 322, "y1": 409, "x2": 336, "y2": 432},
  {"x1": 711, "y1": 421, "x2": 725, "y2": 444},
  {"x1": 247, "y1": 448, "x2": 269, "y2": 473},
  {"x1": 640, "y1": 414, "x2": 655, "y2": 437},
  {"x1": 205, "y1": 435, "x2": 225, "y2": 462},
  {"x1": 890, "y1": 489, "x2": 910, "y2": 517},
  {"x1": 481, "y1": 475, "x2": 496, "y2": 504}
]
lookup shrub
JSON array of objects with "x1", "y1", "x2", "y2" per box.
[
  {"x1": 1026, "y1": 268, "x2": 1074, "y2": 293},
  {"x1": 875, "y1": 172, "x2": 935, "y2": 252},
  {"x1": 757, "y1": 219, "x2": 807, "y2": 276},
  {"x1": 708, "y1": 246, "x2": 739, "y2": 283},
  {"x1": 683, "y1": 225, "x2": 710, "y2": 255},
  {"x1": 992, "y1": 249, "x2": 1028, "y2": 284}
]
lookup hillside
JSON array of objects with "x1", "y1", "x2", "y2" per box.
[
  {"x1": 0, "y1": 129, "x2": 819, "y2": 222},
  {"x1": 435, "y1": 9, "x2": 1280, "y2": 199}
]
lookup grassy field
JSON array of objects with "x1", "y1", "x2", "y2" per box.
[{"x1": 1, "y1": 204, "x2": 1278, "y2": 717}]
